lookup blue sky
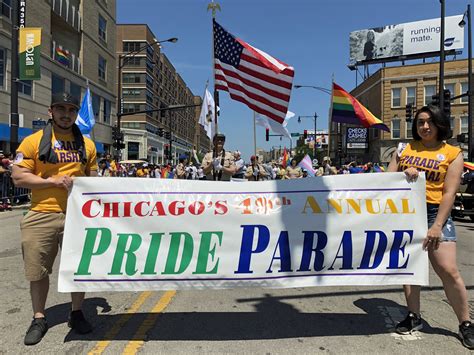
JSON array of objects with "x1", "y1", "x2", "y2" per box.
[{"x1": 117, "y1": 0, "x2": 470, "y2": 160}]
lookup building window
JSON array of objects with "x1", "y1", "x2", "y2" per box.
[
  {"x1": 424, "y1": 85, "x2": 436, "y2": 105},
  {"x1": 406, "y1": 120, "x2": 413, "y2": 139},
  {"x1": 391, "y1": 117, "x2": 400, "y2": 139},
  {"x1": 70, "y1": 82, "x2": 81, "y2": 100},
  {"x1": 391, "y1": 88, "x2": 401, "y2": 107},
  {"x1": 98, "y1": 14, "x2": 107, "y2": 42},
  {"x1": 461, "y1": 82, "x2": 468, "y2": 103},
  {"x1": 103, "y1": 99, "x2": 111, "y2": 124},
  {"x1": 122, "y1": 73, "x2": 144, "y2": 83},
  {"x1": 52, "y1": 74, "x2": 65, "y2": 94},
  {"x1": 461, "y1": 116, "x2": 468, "y2": 133},
  {"x1": 0, "y1": 47, "x2": 5, "y2": 88},
  {"x1": 123, "y1": 41, "x2": 145, "y2": 52},
  {"x1": 450, "y1": 116, "x2": 455, "y2": 133},
  {"x1": 444, "y1": 83, "x2": 455, "y2": 99},
  {"x1": 18, "y1": 80, "x2": 32, "y2": 96},
  {"x1": 1, "y1": 0, "x2": 11, "y2": 18},
  {"x1": 406, "y1": 87, "x2": 416, "y2": 106},
  {"x1": 98, "y1": 55, "x2": 106, "y2": 80},
  {"x1": 92, "y1": 93, "x2": 100, "y2": 117}
]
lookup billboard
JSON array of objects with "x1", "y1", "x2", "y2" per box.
[
  {"x1": 346, "y1": 127, "x2": 368, "y2": 149},
  {"x1": 349, "y1": 15, "x2": 464, "y2": 64}
]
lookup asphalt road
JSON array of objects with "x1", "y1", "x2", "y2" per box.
[{"x1": 0, "y1": 209, "x2": 473, "y2": 354}]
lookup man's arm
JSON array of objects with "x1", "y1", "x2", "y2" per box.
[{"x1": 12, "y1": 165, "x2": 72, "y2": 190}]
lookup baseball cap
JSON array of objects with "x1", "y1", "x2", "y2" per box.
[
  {"x1": 51, "y1": 92, "x2": 80, "y2": 109},
  {"x1": 213, "y1": 133, "x2": 226, "y2": 142},
  {"x1": 250, "y1": 155, "x2": 256, "y2": 161}
]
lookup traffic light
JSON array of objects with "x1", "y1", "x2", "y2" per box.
[
  {"x1": 443, "y1": 89, "x2": 451, "y2": 119},
  {"x1": 303, "y1": 130, "x2": 308, "y2": 139},
  {"x1": 265, "y1": 128, "x2": 269, "y2": 141},
  {"x1": 431, "y1": 94, "x2": 440, "y2": 107},
  {"x1": 337, "y1": 140, "x2": 343, "y2": 153},
  {"x1": 112, "y1": 126, "x2": 120, "y2": 141},
  {"x1": 163, "y1": 144, "x2": 169, "y2": 157},
  {"x1": 164, "y1": 131, "x2": 171, "y2": 140},
  {"x1": 405, "y1": 103, "x2": 413, "y2": 122},
  {"x1": 158, "y1": 128, "x2": 164, "y2": 137}
]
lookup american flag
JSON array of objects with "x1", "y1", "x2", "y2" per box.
[{"x1": 213, "y1": 19, "x2": 294, "y2": 124}]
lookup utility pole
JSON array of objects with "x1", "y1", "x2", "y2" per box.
[
  {"x1": 9, "y1": 0, "x2": 19, "y2": 154},
  {"x1": 439, "y1": 0, "x2": 445, "y2": 114}
]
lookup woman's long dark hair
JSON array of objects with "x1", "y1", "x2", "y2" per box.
[{"x1": 412, "y1": 105, "x2": 452, "y2": 141}]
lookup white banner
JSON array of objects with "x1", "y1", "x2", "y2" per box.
[{"x1": 58, "y1": 173, "x2": 429, "y2": 292}]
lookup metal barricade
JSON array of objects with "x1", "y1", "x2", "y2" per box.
[{"x1": 0, "y1": 172, "x2": 30, "y2": 208}]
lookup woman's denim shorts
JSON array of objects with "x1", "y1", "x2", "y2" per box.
[{"x1": 427, "y1": 203, "x2": 456, "y2": 242}]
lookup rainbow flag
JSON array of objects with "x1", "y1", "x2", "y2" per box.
[
  {"x1": 331, "y1": 83, "x2": 390, "y2": 132},
  {"x1": 281, "y1": 148, "x2": 290, "y2": 168},
  {"x1": 55, "y1": 47, "x2": 70, "y2": 66},
  {"x1": 464, "y1": 162, "x2": 474, "y2": 170}
]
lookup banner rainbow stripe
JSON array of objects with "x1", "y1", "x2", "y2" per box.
[{"x1": 332, "y1": 83, "x2": 390, "y2": 132}]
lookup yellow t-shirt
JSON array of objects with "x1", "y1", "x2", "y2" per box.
[
  {"x1": 136, "y1": 168, "x2": 149, "y2": 177},
  {"x1": 397, "y1": 140, "x2": 461, "y2": 204},
  {"x1": 15, "y1": 130, "x2": 98, "y2": 212}
]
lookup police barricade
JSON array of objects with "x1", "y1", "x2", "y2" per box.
[
  {"x1": 0, "y1": 172, "x2": 30, "y2": 209},
  {"x1": 59, "y1": 173, "x2": 429, "y2": 292}
]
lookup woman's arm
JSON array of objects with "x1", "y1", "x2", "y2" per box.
[{"x1": 426, "y1": 153, "x2": 463, "y2": 249}]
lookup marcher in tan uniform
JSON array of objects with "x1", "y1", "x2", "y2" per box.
[
  {"x1": 245, "y1": 155, "x2": 267, "y2": 181},
  {"x1": 201, "y1": 133, "x2": 236, "y2": 181},
  {"x1": 12, "y1": 92, "x2": 97, "y2": 345},
  {"x1": 175, "y1": 154, "x2": 189, "y2": 179}
]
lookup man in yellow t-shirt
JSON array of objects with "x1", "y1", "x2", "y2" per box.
[{"x1": 12, "y1": 92, "x2": 97, "y2": 345}]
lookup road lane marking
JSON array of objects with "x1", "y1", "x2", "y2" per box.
[
  {"x1": 88, "y1": 291, "x2": 153, "y2": 355},
  {"x1": 122, "y1": 290, "x2": 176, "y2": 355}
]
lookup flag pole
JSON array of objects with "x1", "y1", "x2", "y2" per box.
[
  {"x1": 253, "y1": 111, "x2": 257, "y2": 156},
  {"x1": 327, "y1": 74, "x2": 334, "y2": 158},
  {"x1": 208, "y1": 1, "x2": 220, "y2": 134}
]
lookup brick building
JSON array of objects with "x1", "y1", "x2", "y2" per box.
[
  {"x1": 330, "y1": 59, "x2": 471, "y2": 164},
  {"x1": 0, "y1": 0, "x2": 116, "y2": 154}
]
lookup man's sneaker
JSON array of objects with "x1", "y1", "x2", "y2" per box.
[
  {"x1": 459, "y1": 321, "x2": 474, "y2": 350},
  {"x1": 67, "y1": 310, "x2": 92, "y2": 334},
  {"x1": 24, "y1": 317, "x2": 48, "y2": 345},
  {"x1": 395, "y1": 312, "x2": 423, "y2": 334}
]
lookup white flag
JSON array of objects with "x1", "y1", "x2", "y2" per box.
[
  {"x1": 255, "y1": 111, "x2": 293, "y2": 140},
  {"x1": 199, "y1": 89, "x2": 216, "y2": 140}
]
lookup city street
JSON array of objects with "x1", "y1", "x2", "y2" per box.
[{"x1": 0, "y1": 209, "x2": 472, "y2": 354}]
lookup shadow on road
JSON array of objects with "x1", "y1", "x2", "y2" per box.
[{"x1": 51, "y1": 293, "x2": 458, "y2": 342}]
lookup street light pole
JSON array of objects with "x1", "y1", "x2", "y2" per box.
[
  {"x1": 116, "y1": 37, "x2": 178, "y2": 160},
  {"x1": 468, "y1": 4, "x2": 472, "y2": 162},
  {"x1": 459, "y1": 5, "x2": 472, "y2": 161},
  {"x1": 439, "y1": 0, "x2": 445, "y2": 113}
]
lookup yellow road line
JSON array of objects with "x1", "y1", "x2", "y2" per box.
[
  {"x1": 122, "y1": 290, "x2": 176, "y2": 355},
  {"x1": 88, "y1": 291, "x2": 152, "y2": 355}
]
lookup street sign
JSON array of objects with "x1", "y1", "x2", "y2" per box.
[
  {"x1": 290, "y1": 133, "x2": 300, "y2": 137},
  {"x1": 32, "y1": 119, "x2": 47, "y2": 132}
]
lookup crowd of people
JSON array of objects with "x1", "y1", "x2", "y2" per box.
[{"x1": 94, "y1": 152, "x2": 387, "y2": 181}]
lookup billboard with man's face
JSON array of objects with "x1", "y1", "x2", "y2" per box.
[{"x1": 349, "y1": 15, "x2": 464, "y2": 64}]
